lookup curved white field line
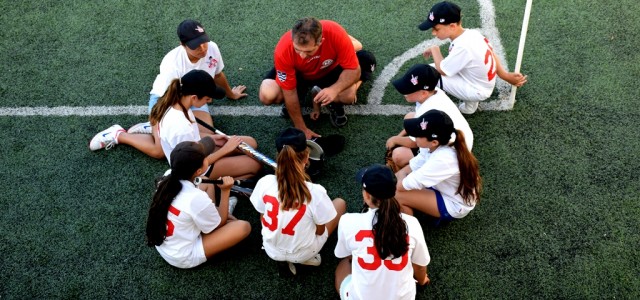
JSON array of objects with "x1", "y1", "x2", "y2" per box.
[{"x1": 0, "y1": 0, "x2": 513, "y2": 117}]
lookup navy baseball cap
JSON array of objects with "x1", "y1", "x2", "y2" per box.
[
  {"x1": 404, "y1": 109, "x2": 455, "y2": 143},
  {"x1": 357, "y1": 50, "x2": 377, "y2": 81},
  {"x1": 392, "y1": 64, "x2": 441, "y2": 95},
  {"x1": 180, "y1": 70, "x2": 225, "y2": 99},
  {"x1": 276, "y1": 127, "x2": 307, "y2": 153},
  {"x1": 356, "y1": 164, "x2": 397, "y2": 199},
  {"x1": 177, "y1": 19, "x2": 211, "y2": 50},
  {"x1": 418, "y1": 1, "x2": 462, "y2": 31}
]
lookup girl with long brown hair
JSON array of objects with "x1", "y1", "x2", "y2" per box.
[
  {"x1": 145, "y1": 138, "x2": 250, "y2": 268},
  {"x1": 335, "y1": 164, "x2": 430, "y2": 299},
  {"x1": 395, "y1": 109, "x2": 482, "y2": 223},
  {"x1": 249, "y1": 127, "x2": 346, "y2": 275}
]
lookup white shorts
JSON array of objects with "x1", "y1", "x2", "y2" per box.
[
  {"x1": 339, "y1": 274, "x2": 353, "y2": 299},
  {"x1": 440, "y1": 74, "x2": 493, "y2": 102},
  {"x1": 157, "y1": 235, "x2": 207, "y2": 269},
  {"x1": 264, "y1": 230, "x2": 329, "y2": 263}
]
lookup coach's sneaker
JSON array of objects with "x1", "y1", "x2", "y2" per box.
[
  {"x1": 228, "y1": 196, "x2": 238, "y2": 215},
  {"x1": 127, "y1": 121, "x2": 152, "y2": 134},
  {"x1": 328, "y1": 103, "x2": 347, "y2": 127},
  {"x1": 458, "y1": 101, "x2": 479, "y2": 115},
  {"x1": 300, "y1": 254, "x2": 321, "y2": 266},
  {"x1": 89, "y1": 125, "x2": 125, "y2": 151},
  {"x1": 310, "y1": 85, "x2": 322, "y2": 99},
  {"x1": 279, "y1": 105, "x2": 290, "y2": 119}
]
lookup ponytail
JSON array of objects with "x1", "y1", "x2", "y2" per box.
[
  {"x1": 276, "y1": 146, "x2": 311, "y2": 211},
  {"x1": 452, "y1": 130, "x2": 482, "y2": 205},
  {"x1": 371, "y1": 196, "x2": 408, "y2": 259},
  {"x1": 149, "y1": 79, "x2": 191, "y2": 126},
  {"x1": 145, "y1": 173, "x2": 184, "y2": 246}
]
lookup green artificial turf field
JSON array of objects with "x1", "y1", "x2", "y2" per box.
[{"x1": 1, "y1": 0, "x2": 639, "y2": 299}]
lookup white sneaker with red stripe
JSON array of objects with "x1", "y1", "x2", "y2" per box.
[{"x1": 89, "y1": 125, "x2": 125, "y2": 151}]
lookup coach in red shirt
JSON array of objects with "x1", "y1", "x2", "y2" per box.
[{"x1": 259, "y1": 17, "x2": 375, "y2": 139}]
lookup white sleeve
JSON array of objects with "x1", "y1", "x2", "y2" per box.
[
  {"x1": 192, "y1": 195, "x2": 221, "y2": 234},
  {"x1": 409, "y1": 149, "x2": 430, "y2": 171},
  {"x1": 334, "y1": 217, "x2": 351, "y2": 258},
  {"x1": 439, "y1": 44, "x2": 472, "y2": 77},
  {"x1": 406, "y1": 216, "x2": 430, "y2": 266},
  {"x1": 209, "y1": 42, "x2": 225, "y2": 74},
  {"x1": 403, "y1": 152, "x2": 457, "y2": 190},
  {"x1": 249, "y1": 178, "x2": 267, "y2": 214},
  {"x1": 150, "y1": 51, "x2": 182, "y2": 97},
  {"x1": 310, "y1": 184, "x2": 337, "y2": 225}
]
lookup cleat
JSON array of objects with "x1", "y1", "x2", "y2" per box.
[
  {"x1": 299, "y1": 254, "x2": 321, "y2": 266},
  {"x1": 228, "y1": 196, "x2": 238, "y2": 214},
  {"x1": 458, "y1": 101, "x2": 479, "y2": 115},
  {"x1": 89, "y1": 125, "x2": 125, "y2": 151},
  {"x1": 327, "y1": 103, "x2": 348, "y2": 127}
]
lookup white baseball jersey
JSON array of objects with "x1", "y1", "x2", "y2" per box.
[
  {"x1": 150, "y1": 41, "x2": 225, "y2": 97},
  {"x1": 404, "y1": 146, "x2": 476, "y2": 218},
  {"x1": 250, "y1": 175, "x2": 337, "y2": 261},
  {"x1": 159, "y1": 107, "x2": 200, "y2": 164},
  {"x1": 334, "y1": 209, "x2": 430, "y2": 300},
  {"x1": 414, "y1": 87, "x2": 474, "y2": 150},
  {"x1": 440, "y1": 29, "x2": 497, "y2": 101},
  {"x1": 155, "y1": 180, "x2": 220, "y2": 268}
]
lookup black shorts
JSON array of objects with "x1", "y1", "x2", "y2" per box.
[{"x1": 264, "y1": 66, "x2": 344, "y2": 102}]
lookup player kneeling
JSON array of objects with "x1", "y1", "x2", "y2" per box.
[
  {"x1": 335, "y1": 164, "x2": 430, "y2": 299},
  {"x1": 249, "y1": 127, "x2": 346, "y2": 275},
  {"x1": 145, "y1": 138, "x2": 251, "y2": 268}
]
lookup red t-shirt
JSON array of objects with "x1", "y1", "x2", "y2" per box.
[{"x1": 274, "y1": 20, "x2": 359, "y2": 90}]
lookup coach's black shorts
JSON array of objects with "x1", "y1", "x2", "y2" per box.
[{"x1": 264, "y1": 66, "x2": 344, "y2": 102}]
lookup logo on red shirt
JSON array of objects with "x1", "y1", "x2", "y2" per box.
[
  {"x1": 320, "y1": 59, "x2": 334, "y2": 69},
  {"x1": 277, "y1": 70, "x2": 287, "y2": 82}
]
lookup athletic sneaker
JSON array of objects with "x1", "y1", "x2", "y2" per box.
[
  {"x1": 310, "y1": 85, "x2": 322, "y2": 99},
  {"x1": 279, "y1": 105, "x2": 289, "y2": 119},
  {"x1": 458, "y1": 101, "x2": 479, "y2": 115},
  {"x1": 299, "y1": 254, "x2": 322, "y2": 266},
  {"x1": 327, "y1": 103, "x2": 348, "y2": 127},
  {"x1": 127, "y1": 121, "x2": 152, "y2": 134},
  {"x1": 228, "y1": 196, "x2": 238, "y2": 215},
  {"x1": 287, "y1": 262, "x2": 297, "y2": 276},
  {"x1": 89, "y1": 125, "x2": 125, "y2": 151}
]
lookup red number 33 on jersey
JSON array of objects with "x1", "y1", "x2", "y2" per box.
[
  {"x1": 355, "y1": 230, "x2": 408, "y2": 271},
  {"x1": 261, "y1": 195, "x2": 306, "y2": 236},
  {"x1": 484, "y1": 38, "x2": 497, "y2": 81}
]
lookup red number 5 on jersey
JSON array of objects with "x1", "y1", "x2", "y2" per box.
[
  {"x1": 165, "y1": 205, "x2": 181, "y2": 237},
  {"x1": 355, "y1": 230, "x2": 408, "y2": 271},
  {"x1": 261, "y1": 195, "x2": 306, "y2": 236}
]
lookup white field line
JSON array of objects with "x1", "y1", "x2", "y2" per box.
[
  {"x1": 367, "y1": 0, "x2": 514, "y2": 111},
  {"x1": 0, "y1": 105, "x2": 414, "y2": 116},
  {"x1": 0, "y1": 0, "x2": 513, "y2": 117}
]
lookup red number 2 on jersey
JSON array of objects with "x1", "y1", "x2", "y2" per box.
[
  {"x1": 261, "y1": 195, "x2": 306, "y2": 236},
  {"x1": 166, "y1": 205, "x2": 181, "y2": 237},
  {"x1": 355, "y1": 230, "x2": 408, "y2": 271},
  {"x1": 484, "y1": 38, "x2": 497, "y2": 81}
]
